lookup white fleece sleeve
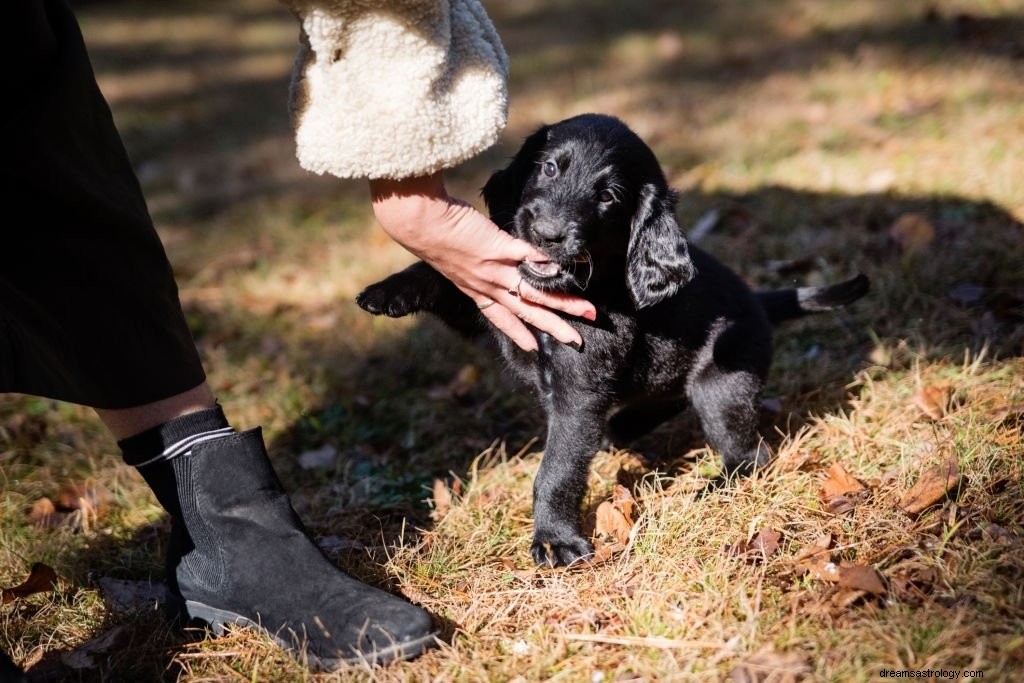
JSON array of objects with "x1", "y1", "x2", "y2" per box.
[{"x1": 283, "y1": 0, "x2": 509, "y2": 180}]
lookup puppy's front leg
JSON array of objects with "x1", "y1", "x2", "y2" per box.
[
  {"x1": 531, "y1": 402, "x2": 607, "y2": 567},
  {"x1": 357, "y1": 261, "x2": 486, "y2": 337}
]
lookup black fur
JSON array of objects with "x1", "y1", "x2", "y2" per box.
[{"x1": 357, "y1": 114, "x2": 868, "y2": 567}]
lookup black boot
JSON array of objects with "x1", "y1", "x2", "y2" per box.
[{"x1": 134, "y1": 428, "x2": 437, "y2": 669}]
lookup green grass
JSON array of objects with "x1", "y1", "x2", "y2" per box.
[{"x1": 3, "y1": 0, "x2": 1024, "y2": 680}]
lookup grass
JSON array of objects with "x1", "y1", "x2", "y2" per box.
[{"x1": 2, "y1": 0, "x2": 1024, "y2": 680}]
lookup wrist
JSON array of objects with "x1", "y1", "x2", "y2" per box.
[{"x1": 369, "y1": 172, "x2": 450, "y2": 232}]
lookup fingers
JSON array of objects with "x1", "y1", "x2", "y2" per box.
[
  {"x1": 515, "y1": 281, "x2": 597, "y2": 322},
  {"x1": 506, "y1": 296, "x2": 585, "y2": 348},
  {"x1": 464, "y1": 285, "x2": 583, "y2": 351},
  {"x1": 477, "y1": 301, "x2": 538, "y2": 352}
]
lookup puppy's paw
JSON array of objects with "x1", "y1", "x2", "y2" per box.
[
  {"x1": 530, "y1": 530, "x2": 594, "y2": 568},
  {"x1": 721, "y1": 442, "x2": 772, "y2": 477},
  {"x1": 356, "y1": 280, "x2": 423, "y2": 318}
]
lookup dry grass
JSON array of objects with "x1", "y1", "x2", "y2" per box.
[{"x1": 2, "y1": 0, "x2": 1023, "y2": 681}]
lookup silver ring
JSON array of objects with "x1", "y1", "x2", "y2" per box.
[
  {"x1": 477, "y1": 299, "x2": 495, "y2": 310},
  {"x1": 508, "y1": 277, "x2": 523, "y2": 297}
]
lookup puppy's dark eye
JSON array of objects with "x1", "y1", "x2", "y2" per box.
[
  {"x1": 598, "y1": 189, "x2": 615, "y2": 204},
  {"x1": 542, "y1": 161, "x2": 558, "y2": 178}
]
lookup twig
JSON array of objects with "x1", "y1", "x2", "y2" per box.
[{"x1": 558, "y1": 632, "x2": 725, "y2": 649}]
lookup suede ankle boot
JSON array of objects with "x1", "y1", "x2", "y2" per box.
[{"x1": 133, "y1": 428, "x2": 437, "y2": 669}]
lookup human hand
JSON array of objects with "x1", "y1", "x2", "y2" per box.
[{"x1": 369, "y1": 173, "x2": 596, "y2": 351}]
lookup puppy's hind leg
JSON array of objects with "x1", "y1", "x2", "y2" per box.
[
  {"x1": 689, "y1": 368, "x2": 770, "y2": 476},
  {"x1": 688, "y1": 320, "x2": 773, "y2": 475}
]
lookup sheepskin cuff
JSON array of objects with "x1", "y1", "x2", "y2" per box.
[{"x1": 285, "y1": 0, "x2": 510, "y2": 180}]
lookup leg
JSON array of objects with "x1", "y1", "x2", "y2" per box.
[
  {"x1": 689, "y1": 369, "x2": 770, "y2": 474},
  {"x1": 357, "y1": 260, "x2": 487, "y2": 338},
  {"x1": 95, "y1": 383, "x2": 215, "y2": 440},
  {"x1": 1, "y1": 1, "x2": 436, "y2": 669},
  {"x1": 688, "y1": 320, "x2": 772, "y2": 474},
  {"x1": 120, "y1": 414, "x2": 437, "y2": 668},
  {"x1": 530, "y1": 397, "x2": 608, "y2": 567}
]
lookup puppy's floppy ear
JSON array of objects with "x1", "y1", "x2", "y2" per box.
[
  {"x1": 482, "y1": 125, "x2": 551, "y2": 231},
  {"x1": 627, "y1": 184, "x2": 695, "y2": 309}
]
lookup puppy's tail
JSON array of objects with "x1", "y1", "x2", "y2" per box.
[{"x1": 757, "y1": 273, "x2": 869, "y2": 325}]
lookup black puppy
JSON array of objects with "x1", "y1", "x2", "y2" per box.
[{"x1": 358, "y1": 114, "x2": 868, "y2": 567}]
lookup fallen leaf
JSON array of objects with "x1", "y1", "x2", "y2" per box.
[
  {"x1": 431, "y1": 478, "x2": 453, "y2": 522},
  {"x1": 595, "y1": 501, "x2": 633, "y2": 546},
  {"x1": 793, "y1": 534, "x2": 836, "y2": 581},
  {"x1": 27, "y1": 497, "x2": 61, "y2": 529},
  {"x1": 898, "y1": 457, "x2": 962, "y2": 515},
  {"x1": 730, "y1": 646, "x2": 813, "y2": 682},
  {"x1": 61, "y1": 625, "x2": 128, "y2": 669},
  {"x1": 591, "y1": 485, "x2": 638, "y2": 563},
  {"x1": 2, "y1": 563, "x2": 58, "y2": 604},
  {"x1": 749, "y1": 528, "x2": 782, "y2": 558},
  {"x1": 728, "y1": 528, "x2": 783, "y2": 562},
  {"x1": 98, "y1": 578, "x2": 169, "y2": 614},
  {"x1": 912, "y1": 384, "x2": 951, "y2": 420},
  {"x1": 448, "y1": 364, "x2": 481, "y2": 398},
  {"x1": 820, "y1": 463, "x2": 866, "y2": 498},
  {"x1": 819, "y1": 463, "x2": 870, "y2": 514},
  {"x1": 829, "y1": 587, "x2": 870, "y2": 612},
  {"x1": 889, "y1": 212, "x2": 935, "y2": 253},
  {"x1": 837, "y1": 564, "x2": 886, "y2": 595},
  {"x1": 889, "y1": 564, "x2": 939, "y2": 604}
]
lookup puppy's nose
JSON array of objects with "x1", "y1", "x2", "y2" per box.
[{"x1": 530, "y1": 219, "x2": 566, "y2": 243}]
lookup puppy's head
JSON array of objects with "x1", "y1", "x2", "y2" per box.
[{"x1": 483, "y1": 113, "x2": 694, "y2": 309}]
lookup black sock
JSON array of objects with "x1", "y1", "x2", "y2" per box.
[{"x1": 118, "y1": 405, "x2": 234, "y2": 467}]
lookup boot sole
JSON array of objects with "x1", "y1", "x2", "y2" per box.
[{"x1": 180, "y1": 599, "x2": 440, "y2": 670}]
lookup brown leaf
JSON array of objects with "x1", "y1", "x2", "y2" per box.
[
  {"x1": 426, "y1": 364, "x2": 481, "y2": 400},
  {"x1": 98, "y1": 578, "x2": 169, "y2": 614},
  {"x1": 27, "y1": 497, "x2": 62, "y2": 529},
  {"x1": 793, "y1": 534, "x2": 836, "y2": 581},
  {"x1": 823, "y1": 494, "x2": 860, "y2": 515},
  {"x1": 889, "y1": 212, "x2": 935, "y2": 253},
  {"x1": 595, "y1": 501, "x2": 633, "y2": 546},
  {"x1": 590, "y1": 485, "x2": 638, "y2": 564},
  {"x1": 794, "y1": 533, "x2": 832, "y2": 563},
  {"x1": 912, "y1": 385, "x2": 951, "y2": 420},
  {"x1": 749, "y1": 528, "x2": 782, "y2": 558},
  {"x1": 730, "y1": 528, "x2": 783, "y2": 561},
  {"x1": 819, "y1": 463, "x2": 869, "y2": 515},
  {"x1": 730, "y1": 647, "x2": 813, "y2": 683},
  {"x1": 2, "y1": 563, "x2": 58, "y2": 604},
  {"x1": 889, "y1": 564, "x2": 939, "y2": 604},
  {"x1": 610, "y1": 484, "x2": 636, "y2": 523},
  {"x1": 431, "y1": 478, "x2": 453, "y2": 522},
  {"x1": 837, "y1": 564, "x2": 886, "y2": 595},
  {"x1": 61, "y1": 625, "x2": 128, "y2": 670},
  {"x1": 898, "y1": 457, "x2": 962, "y2": 515},
  {"x1": 820, "y1": 463, "x2": 866, "y2": 499}
]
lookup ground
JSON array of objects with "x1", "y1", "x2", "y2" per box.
[{"x1": 2, "y1": 0, "x2": 1023, "y2": 681}]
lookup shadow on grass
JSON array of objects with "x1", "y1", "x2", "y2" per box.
[{"x1": 71, "y1": 0, "x2": 1024, "y2": 231}]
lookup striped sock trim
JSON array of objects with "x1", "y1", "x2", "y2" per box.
[
  {"x1": 131, "y1": 427, "x2": 236, "y2": 468},
  {"x1": 119, "y1": 405, "x2": 234, "y2": 468}
]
